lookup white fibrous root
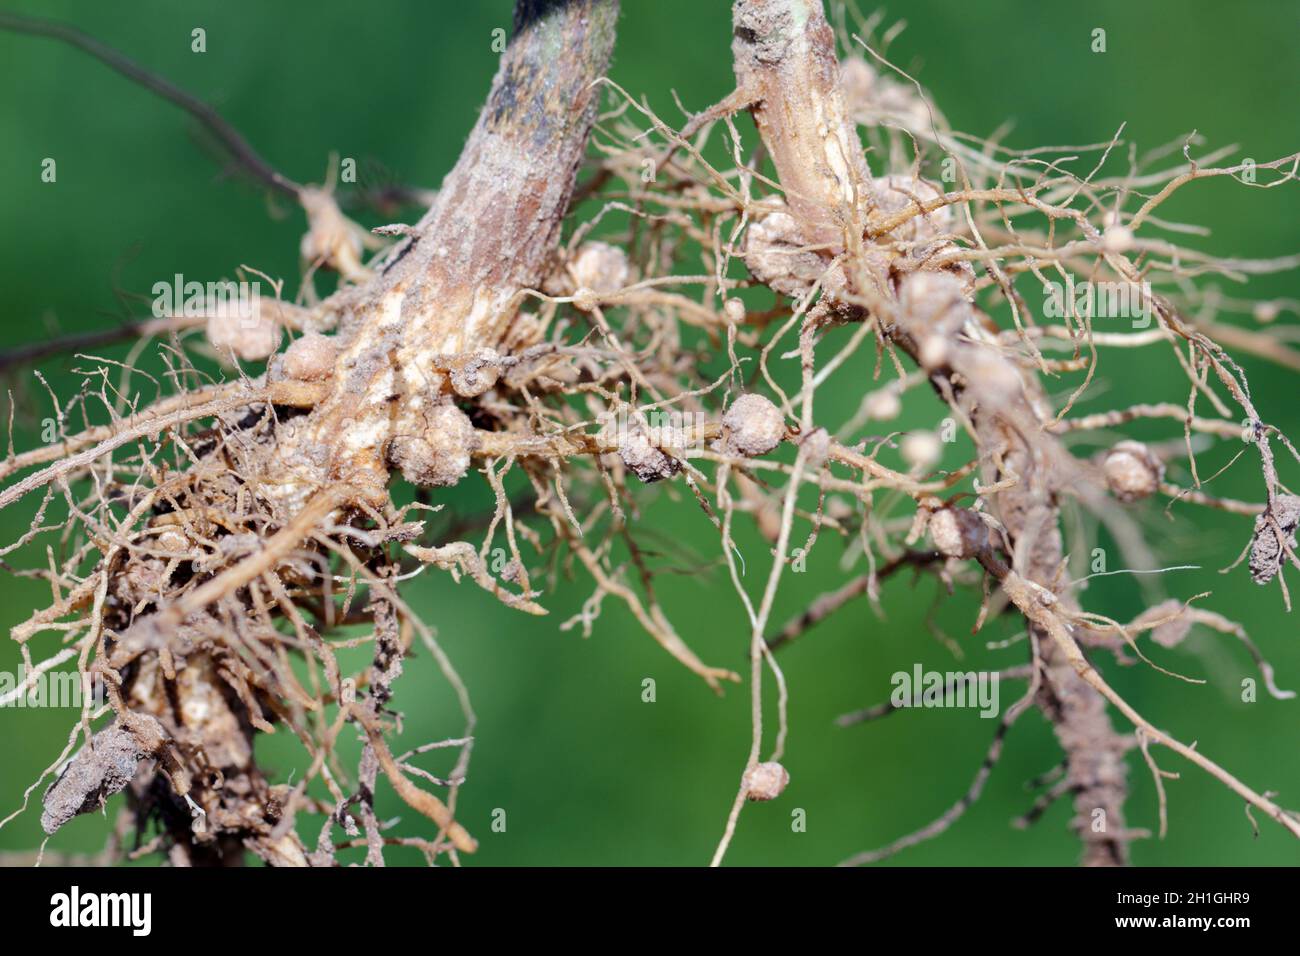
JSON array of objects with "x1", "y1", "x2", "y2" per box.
[
  {"x1": 388, "y1": 403, "x2": 475, "y2": 488},
  {"x1": 281, "y1": 331, "x2": 338, "y2": 381},
  {"x1": 206, "y1": 299, "x2": 282, "y2": 363},
  {"x1": 722, "y1": 393, "x2": 786, "y2": 458},
  {"x1": 901, "y1": 431, "x2": 943, "y2": 472},
  {"x1": 928, "y1": 507, "x2": 990, "y2": 560},
  {"x1": 619, "y1": 426, "x2": 680, "y2": 483},
  {"x1": 446, "y1": 346, "x2": 503, "y2": 398},
  {"x1": 742, "y1": 761, "x2": 790, "y2": 802},
  {"x1": 570, "y1": 240, "x2": 630, "y2": 296},
  {"x1": 1102, "y1": 440, "x2": 1164, "y2": 502},
  {"x1": 1249, "y1": 494, "x2": 1300, "y2": 585}
]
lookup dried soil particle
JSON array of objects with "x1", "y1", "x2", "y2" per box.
[
  {"x1": 1102, "y1": 440, "x2": 1163, "y2": 503},
  {"x1": 41, "y1": 724, "x2": 146, "y2": 835},
  {"x1": 1250, "y1": 494, "x2": 1300, "y2": 585},
  {"x1": 282, "y1": 332, "x2": 338, "y2": 382},
  {"x1": 619, "y1": 429, "x2": 680, "y2": 483},
  {"x1": 742, "y1": 761, "x2": 789, "y2": 801},
  {"x1": 722, "y1": 393, "x2": 785, "y2": 458},
  {"x1": 928, "y1": 507, "x2": 989, "y2": 560},
  {"x1": 389, "y1": 403, "x2": 475, "y2": 488}
]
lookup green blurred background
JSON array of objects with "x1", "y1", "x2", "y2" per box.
[{"x1": 0, "y1": 0, "x2": 1297, "y2": 866}]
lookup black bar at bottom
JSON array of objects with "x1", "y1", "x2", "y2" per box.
[{"x1": 0, "y1": 864, "x2": 1285, "y2": 941}]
